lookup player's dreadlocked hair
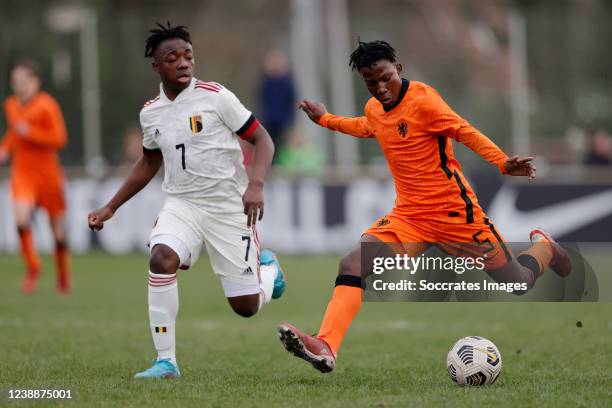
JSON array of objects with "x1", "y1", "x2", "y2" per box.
[
  {"x1": 349, "y1": 40, "x2": 397, "y2": 71},
  {"x1": 144, "y1": 22, "x2": 191, "y2": 58}
]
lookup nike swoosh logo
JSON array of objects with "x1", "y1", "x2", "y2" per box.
[
  {"x1": 487, "y1": 186, "x2": 612, "y2": 241},
  {"x1": 475, "y1": 347, "x2": 498, "y2": 362}
]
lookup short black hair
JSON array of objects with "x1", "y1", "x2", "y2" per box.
[
  {"x1": 349, "y1": 40, "x2": 397, "y2": 71},
  {"x1": 145, "y1": 22, "x2": 191, "y2": 58}
]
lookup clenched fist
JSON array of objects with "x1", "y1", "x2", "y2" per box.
[{"x1": 88, "y1": 206, "x2": 114, "y2": 231}]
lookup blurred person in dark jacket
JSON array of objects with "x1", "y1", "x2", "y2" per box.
[
  {"x1": 258, "y1": 52, "x2": 295, "y2": 162},
  {"x1": 583, "y1": 127, "x2": 611, "y2": 165}
]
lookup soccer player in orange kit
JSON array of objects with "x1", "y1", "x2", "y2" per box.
[
  {"x1": 0, "y1": 61, "x2": 71, "y2": 295},
  {"x1": 277, "y1": 40, "x2": 572, "y2": 373}
]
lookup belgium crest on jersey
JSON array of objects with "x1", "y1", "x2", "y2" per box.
[{"x1": 189, "y1": 114, "x2": 203, "y2": 134}]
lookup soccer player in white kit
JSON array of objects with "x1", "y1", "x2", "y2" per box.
[{"x1": 87, "y1": 23, "x2": 286, "y2": 379}]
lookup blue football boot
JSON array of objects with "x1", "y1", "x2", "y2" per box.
[
  {"x1": 134, "y1": 359, "x2": 180, "y2": 379},
  {"x1": 260, "y1": 249, "x2": 286, "y2": 299}
]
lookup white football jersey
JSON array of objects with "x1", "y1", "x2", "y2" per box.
[{"x1": 140, "y1": 78, "x2": 259, "y2": 213}]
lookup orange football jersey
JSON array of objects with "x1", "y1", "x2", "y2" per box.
[
  {"x1": 1, "y1": 91, "x2": 67, "y2": 215},
  {"x1": 1, "y1": 91, "x2": 67, "y2": 179},
  {"x1": 319, "y1": 80, "x2": 508, "y2": 225}
]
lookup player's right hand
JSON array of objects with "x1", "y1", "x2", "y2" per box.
[
  {"x1": 88, "y1": 206, "x2": 114, "y2": 231},
  {"x1": 298, "y1": 99, "x2": 326, "y2": 124}
]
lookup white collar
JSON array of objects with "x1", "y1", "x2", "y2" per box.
[{"x1": 159, "y1": 77, "x2": 196, "y2": 103}]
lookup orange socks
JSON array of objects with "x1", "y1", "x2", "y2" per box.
[
  {"x1": 518, "y1": 235, "x2": 553, "y2": 276},
  {"x1": 18, "y1": 227, "x2": 41, "y2": 275},
  {"x1": 54, "y1": 241, "x2": 71, "y2": 293},
  {"x1": 317, "y1": 276, "x2": 363, "y2": 355},
  {"x1": 18, "y1": 227, "x2": 71, "y2": 294}
]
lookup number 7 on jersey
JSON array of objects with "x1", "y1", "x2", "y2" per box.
[{"x1": 175, "y1": 143, "x2": 186, "y2": 170}]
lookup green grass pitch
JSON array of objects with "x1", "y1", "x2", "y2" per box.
[{"x1": 1, "y1": 252, "x2": 611, "y2": 407}]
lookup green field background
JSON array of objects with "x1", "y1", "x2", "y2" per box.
[{"x1": 1, "y1": 253, "x2": 611, "y2": 407}]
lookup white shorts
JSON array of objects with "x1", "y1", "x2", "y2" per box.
[{"x1": 149, "y1": 196, "x2": 261, "y2": 297}]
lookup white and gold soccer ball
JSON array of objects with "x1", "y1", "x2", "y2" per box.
[{"x1": 447, "y1": 336, "x2": 502, "y2": 386}]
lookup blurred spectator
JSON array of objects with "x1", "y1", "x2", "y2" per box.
[
  {"x1": 0, "y1": 60, "x2": 71, "y2": 295},
  {"x1": 583, "y1": 127, "x2": 612, "y2": 165},
  {"x1": 258, "y1": 51, "x2": 295, "y2": 162},
  {"x1": 276, "y1": 128, "x2": 324, "y2": 177},
  {"x1": 115, "y1": 126, "x2": 144, "y2": 176},
  {"x1": 564, "y1": 126, "x2": 587, "y2": 160}
]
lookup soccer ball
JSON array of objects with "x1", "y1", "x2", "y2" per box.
[{"x1": 446, "y1": 336, "x2": 502, "y2": 386}]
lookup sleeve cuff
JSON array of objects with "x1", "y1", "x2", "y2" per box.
[
  {"x1": 236, "y1": 114, "x2": 260, "y2": 140},
  {"x1": 318, "y1": 112, "x2": 332, "y2": 127},
  {"x1": 496, "y1": 157, "x2": 509, "y2": 174}
]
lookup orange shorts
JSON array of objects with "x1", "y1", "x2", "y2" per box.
[
  {"x1": 365, "y1": 212, "x2": 514, "y2": 271},
  {"x1": 11, "y1": 171, "x2": 66, "y2": 218}
]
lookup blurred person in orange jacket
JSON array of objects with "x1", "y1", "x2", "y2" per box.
[{"x1": 0, "y1": 60, "x2": 71, "y2": 295}]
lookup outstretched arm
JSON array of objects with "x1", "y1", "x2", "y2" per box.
[
  {"x1": 299, "y1": 99, "x2": 373, "y2": 138},
  {"x1": 242, "y1": 125, "x2": 274, "y2": 227},
  {"x1": 88, "y1": 148, "x2": 163, "y2": 230},
  {"x1": 455, "y1": 125, "x2": 536, "y2": 179},
  {"x1": 422, "y1": 86, "x2": 535, "y2": 179}
]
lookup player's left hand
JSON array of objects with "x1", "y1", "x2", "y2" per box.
[
  {"x1": 14, "y1": 121, "x2": 30, "y2": 137},
  {"x1": 243, "y1": 182, "x2": 264, "y2": 227},
  {"x1": 504, "y1": 155, "x2": 536, "y2": 180}
]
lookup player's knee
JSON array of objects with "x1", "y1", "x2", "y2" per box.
[
  {"x1": 50, "y1": 226, "x2": 66, "y2": 243},
  {"x1": 149, "y1": 247, "x2": 179, "y2": 275},
  {"x1": 15, "y1": 211, "x2": 32, "y2": 227},
  {"x1": 338, "y1": 254, "x2": 360, "y2": 277},
  {"x1": 233, "y1": 304, "x2": 258, "y2": 318},
  {"x1": 229, "y1": 299, "x2": 258, "y2": 318},
  {"x1": 227, "y1": 294, "x2": 260, "y2": 317},
  {"x1": 55, "y1": 239, "x2": 68, "y2": 251}
]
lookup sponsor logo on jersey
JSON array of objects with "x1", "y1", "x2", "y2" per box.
[
  {"x1": 242, "y1": 266, "x2": 254, "y2": 276},
  {"x1": 189, "y1": 114, "x2": 203, "y2": 134}
]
